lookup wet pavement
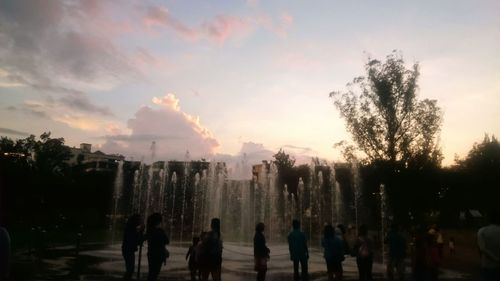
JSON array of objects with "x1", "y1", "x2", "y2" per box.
[{"x1": 11, "y1": 242, "x2": 472, "y2": 281}]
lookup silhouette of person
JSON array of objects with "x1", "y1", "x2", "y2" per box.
[
  {"x1": 288, "y1": 219, "x2": 309, "y2": 281},
  {"x1": 322, "y1": 224, "x2": 344, "y2": 281},
  {"x1": 477, "y1": 209, "x2": 500, "y2": 281},
  {"x1": 146, "y1": 213, "x2": 169, "y2": 281},
  {"x1": 199, "y1": 218, "x2": 223, "y2": 281},
  {"x1": 411, "y1": 227, "x2": 429, "y2": 281},
  {"x1": 186, "y1": 236, "x2": 200, "y2": 281},
  {"x1": 254, "y1": 222, "x2": 270, "y2": 281},
  {"x1": 353, "y1": 225, "x2": 373, "y2": 281},
  {"x1": 337, "y1": 224, "x2": 351, "y2": 257},
  {"x1": 385, "y1": 223, "x2": 407, "y2": 281},
  {"x1": 427, "y1": 233, "x2": 441, "y2": 281},
  {"x1": 122, "y1": 214, "x2": 143, "y2": 281},
  {"x1": 0, "y1": 226, "x2": 10, "y2": 281}
]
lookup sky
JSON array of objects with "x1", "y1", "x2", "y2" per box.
[{"x1": 0, "y1": 0, "x2": 499, "y2": 167}]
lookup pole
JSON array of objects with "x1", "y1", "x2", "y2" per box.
[{"x1": 136, "y1": 242, "x2": 143, "y2": 280}]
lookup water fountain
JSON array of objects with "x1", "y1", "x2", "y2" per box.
[{"x1": 111, "y1": 158, "x2": 363, "y2": 243}]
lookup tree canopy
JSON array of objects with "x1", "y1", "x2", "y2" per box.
[
  {"x1": 0, "y1": 132, "x2": 71, "y2": 173},
  {"x1": 457, "y1": 134, "x2": 500, "y2": 171},
  {"x1": 330, "y1": 51, "x2": 442, "y2": 169}
]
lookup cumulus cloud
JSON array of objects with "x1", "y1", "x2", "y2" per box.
[{"x1": 101, "y1": 94, "x2": 219, "y2": 161}]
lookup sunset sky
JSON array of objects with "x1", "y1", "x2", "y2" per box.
[{"x1": 0, "y1": 0, "x2": 499, "y2": 166}]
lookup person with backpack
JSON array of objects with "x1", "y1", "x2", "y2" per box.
[
  {"x1": 146, "y1": 213, "x2": 169, "y2": 281},
  {"x1": 254, "y1": 222, "x2": 270, "y2": 281},
  {"x1": 288, "y1": 219, "x2": 309, "y2": 281},
  {"x1": 199, "y1": 218, "x2": 223, "y2": 281},
  {"x1": 353, "y1": 225, "x2": 374, "y2": 281},
  {"x1": 186, "y1": 236, "x2": 200, "y2": 281},
  {"x1": 322, "y1": 224, "x2": 344, "y2": 281}
]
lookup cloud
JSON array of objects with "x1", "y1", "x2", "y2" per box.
[
  {"x1": 101, "y1": 93, "x2": 219, "y2": 161},
  {"x1": 0, "y1": 127, "x2": 30, "y2": 137},
  {"x1": 142, "y1": 5, "x2": 293, "y2": 44},
  {"x1": 0, "y1": 0, "x2": 138, "y2": 95},
  {"x1": 59, "y1": 93, "x2": 113, "y2": 116},
  {"x1": 8, "y1": 95, "x2": 119, "y2": 132}
]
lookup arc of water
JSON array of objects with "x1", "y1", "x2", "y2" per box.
[
  {"x1": 180, "y1": 162, "x2": 190, "y2": 243},
  {"x1": 283, "y1": 187, "x2": 288, "y2": 233},
  {"x1": 329, "y1": 163, "x2": 336, "y2": 225},
  {"x1": 200, "y1": 170, "x2": 207, "y2": 231},
  {"x1": 158, "y1": 162, "x2": 169, "y2": 214},
  {"x1": 144, "y1": 165, "x2": 154, "y2": 219},
  {"x1": 192, "y1": 172, "x2": 200, "y2": 237},
  {"x1": 308, "y1": 162, "x2": 315, "y2": 240},
  {"x1": 111, "y1": 161, "x2": 124, "y2": 244},
  {"x1": 170, "y1": 172, "x2": 177, "y2": 239},
  {"x1": 352, "y1": 160, "x2": 360, "y2": 233},
  {"x1": 137, "y1": 164, "x2": 145, "y2": 213},
  {"x1": 132, "y1": 169, "x2": 140, "y2": 212},
  {"x1": 268, "y1": 163, "x2": 277, "y2": 241},
  {"x1": 317, "y1": 170, "x2": 323, "y2": 239},
  {"x1": 298, "y1": 178, "x2": 304, "y2": 230}
]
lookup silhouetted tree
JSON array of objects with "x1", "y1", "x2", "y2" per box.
[
  {"x1": 455, "y1": 134, "x2": 500, "y2": 211},
  {"x1": 33, "y1": 132, "x2": 71, "y2": 174},
  {"x1": 273, "y1": 149, "x2": 296, "y2": 193},
  {"x1": 273, "y1": 148, "x2": 296, "y2": 172},
  {"x1": 329, "y1": 51, "x2": 443, "y2": 169},
  {"x1": 457, "y1": 134, "x2": 500, "y2": 170}
]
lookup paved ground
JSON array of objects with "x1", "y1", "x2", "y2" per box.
[{"x1": 10, "y1": 242, "x2": 474, "y2": 281}]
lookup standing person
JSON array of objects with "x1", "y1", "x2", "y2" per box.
[
  {"x1": 427, "y1": 234, "x2": 441, "y2": 281},
  {"x1": 199, "y1": 218, "x2": 223, "y2": 281},
  {"x1": 254, "y1": 222, "x2": 270, "y2": 281},
  {"x1": 186, "y1": 236, "x2": 200, "y2": 281},
  {"x1": 477, "y1": 210, "x2": 500, "y2": 281},
  {"x1": 322, "y1": 224, "x2": 344, "y2": 281},
  {"x1": 411, "y1": 228, "x2": 429, "y2": 281},
  {"x1": 353, "y1": 225, "x2": 374, "y2": 281},
  {"x1": 122, "y1": 214, "x2": 144, "y2": 281},
  {"x1": 385, "y1": 223, "x2": 407, "y2": 281},
  {"x1": 0, "y1": 227, "x2": 10, "y2": 281},
  {"x1": 337, "y1": 224, "x2": 351, "y2": 257},
  {"x1": 146, "y1": 213, "x2": 169, "y2": 281},
  {"x1": 288, "y1": 219, "x2": 309, "y2": 281}
]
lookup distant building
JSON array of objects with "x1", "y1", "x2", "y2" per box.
[{"x1": 67, "y1": 143, "x2": 124, "y2": 171}]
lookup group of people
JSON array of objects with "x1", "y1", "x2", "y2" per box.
[
  {"x1": 121, "y1": 214, "x2": 222, "y2": 281},
  {"x1": 121, "y1": 212, "x2": 500, "y2": 281}
]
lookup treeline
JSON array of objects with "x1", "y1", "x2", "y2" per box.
[{"x1": 0, "y1": 133, "x2": 115, "y2": 231}]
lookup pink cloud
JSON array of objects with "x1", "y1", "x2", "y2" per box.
[
  {"x1": 141, "y1": 5, "x2": 292, "y2": 44},
  {"x1": 143, "y1": 6, "x2": 199, "y2": 40},
  {"x1": 202, "y1": 15, "x2": 252, "y2": 44}
]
